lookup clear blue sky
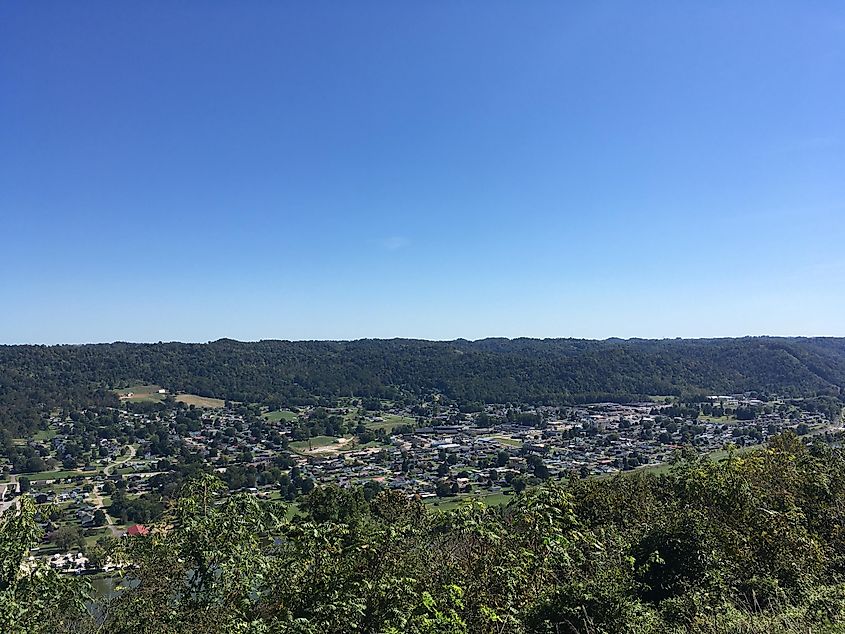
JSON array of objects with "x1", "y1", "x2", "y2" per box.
[{"x1": 2, "y1": 2, "x2": 844, "y2": 343}]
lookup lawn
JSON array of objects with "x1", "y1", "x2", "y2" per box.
[
  {"x1": 343, "y1": 407, "x2": 363, "y2": 422},
  {"x1": 114, "y1": 459, "x2": 157, "y2": 476},
  {"x1": 637, "y1": 444, "x2": 761, "y2": 476},
  {"x1": 637, "y1": 462, "x2": 673, "y2": 476},
  {"x1": 708, "y1": 444, "x2": 760, "y2": 462},
  {"x1": 175, "y1": 394, "x2": 226, "y2": 408},
  {"x1": 425, "y1": 489, "x2": 515, "y2": 512},
  {"x1": 84, "y1": 529, "x2": 111, "y2": 547},
  {"x1": 289, "y1": 435, "x2": 345, "y2": 453},
  {"x1": 33, "y1": 428, "x2": 58, "y2": 441},
  {"x1": 490, "y1": 435, "x2": 522, "y2": 447},
  {"x1": 368, "y1": 414, "x2": 415, "y2": 432},
  {"x1": 264, "y1": 410, "x2": 299, "y2": 423},
  {"x1": 24, "y1": 469, "x2": 98, "y2": 481},
  {"x1": 700, "y1": 415, "x2": 740, "y2": 425}
]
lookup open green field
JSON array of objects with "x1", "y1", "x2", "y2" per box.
[
  {"x1": 708, "y1": 444, "x2": 761, "y2": 462},
  {"x1": 700, "y1": 415, "x2": 740, "y2": 425},
  {"x1": 289, "y1": 435, "x2": 346, "y2": 453},
  {"x1": 490, "y1": 435, "x2": 522, "y2": 447},
  {"x1": 264, "y1": 410, "x2": 299, "y2": 423},
  {"x1": 13, "y1": 427, "x2": 58, "y2": 446},
  {"x1": 637, "y1": 444, "x2": 762, "y2": 476},
  {"x1": 33, "y1": 428, "x2": 58, "y2": 441},
  {"x1": 368, "y1": 414, "x2": 415, "y2": 432},
  {"x1": 24, "y1": 469, "x2": 98, "y2": 481},
  {"x1": 114, "y1": 386, "x2": 226, "y2": 408},
  {"x1": 113, "y1": 457, "x2": 157, "y2": 475},
  {"x1": 636, "y1": 462, "x2": 672, "y2": 476},
  {"x1": 83, "y1": 528, "x2": 112, "y2": 548},
  {"x1": 175, "y1": 394, "x2": 226, "y2": 408},
  {"x1": 343, "y1": 407, "x2": 363, "y2": 422},
  {"x1": 425, "y1": 489, "x2": 515, "y2": 512}
]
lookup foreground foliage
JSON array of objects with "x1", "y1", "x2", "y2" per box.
[{"x1": 4, "y1": 433, "x2": 845, "y2": 633}]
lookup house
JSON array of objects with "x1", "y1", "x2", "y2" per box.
[{"x1": 125, "y1": 524, "x2": 149, "y2": 537}]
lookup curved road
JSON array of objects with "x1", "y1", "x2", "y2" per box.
[{"x1": 89, "y1": 445, "x2": 137, "y2": 536}]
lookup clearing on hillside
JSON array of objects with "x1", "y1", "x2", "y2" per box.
[
  {"x1": 175, "y1": 394, "x2": 227, "y2": 408},
  {"x1": 114, "y1": 384, "x2": 166, "y2": 403}
]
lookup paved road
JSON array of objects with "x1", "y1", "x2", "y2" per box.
[
  {"x1": 89, "y1": 445, "x2": 137, "y2": 536},
  {"x1": 1, "y1": 444, "x2": 139, "y2": 522},
  {"x1": 105, "y1": 444, "x2": 136, "y2": 476}
]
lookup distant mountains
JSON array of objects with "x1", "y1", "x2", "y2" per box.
[{"x1": 1, "y1": 338, "x2": 844, "y2": 426}]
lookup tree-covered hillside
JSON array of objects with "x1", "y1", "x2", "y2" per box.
[{"x1": 1, "y1": 337, "x2": 845, "y2": 435}]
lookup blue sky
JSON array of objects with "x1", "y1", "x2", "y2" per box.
[{"x1": 2, "y1": 2, "x2": 844, "y2": 343}]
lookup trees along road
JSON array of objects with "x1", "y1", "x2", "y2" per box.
[{"x1": 89, "y1": 445, "x2": 137, "y2": 537}]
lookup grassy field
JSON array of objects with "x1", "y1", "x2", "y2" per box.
[
  {"x1": 343, "y1": 407, "x2": 363, "y2": 422},
  {"x1": 636, "y1": 462, "x2": 672, "y2": 476},
  {"x1": 369, "y1": 414, "x2": 415, "y2": 432},
  {"x1": 708, "y1": 444, "x2": 760, "y2": 462},
  {"x1": 637, "y1": 444, "x2": 762, "y2": 476},
  {"x1": 114, "y1": 459, "x2": 157, "y2": 476},
  {"x1": 425, "y1": 489, "x2": 515, "y2": 512},
  {"x1": 700, "y1": 415, "x2": 740, "y2": 425},
  {"x1": 175, "y1": 394, "x2": 226, "y2": 408},
  {"x1": 289, "y1": 435, "x2": 345, "y2": 453},
  {"x1": 264, "y1": 410, "x2": 299, "y2": 423},
  {"x1": 490, "y1": 435, "x2": 522, "y2": 447},
  {"x1": 84, "y1": 528, "x2": 112, "y2": 547},
  {"x1": 24, "y1": 469, "x2": 98, "y2": 481},
  {"x1": 114, "y1": 385, "x2": 228, "y2": 408},
  {"x1": 33, "y1": 428, "x2": 58, "y2": 441}
]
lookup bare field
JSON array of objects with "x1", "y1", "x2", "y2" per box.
[
  {"x1": 175, "y1": 394, "x2": 226, "y2": 408},
  {"x1": 115, "y1": 384, "x2": 165, "y2": 403}
]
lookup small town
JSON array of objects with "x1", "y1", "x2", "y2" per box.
[
  {"x1": 4, "y1": 3, "x2": 845, "y2": 630},
  {"x1": 1, "y1": 387, "x2": 839, "y2": 575}
]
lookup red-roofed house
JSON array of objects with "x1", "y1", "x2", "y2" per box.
[{"x1": 125, "y1": 524, "x2": 149, "y2": 537}]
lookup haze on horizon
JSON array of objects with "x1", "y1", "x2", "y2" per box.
[{"x1": 2, "y1": 2, "x2": 844, "y2": 345}]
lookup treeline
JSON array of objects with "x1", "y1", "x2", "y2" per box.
[
  {"x1": 5, "y1": 433, "x2": 845, "y2": 633},
  {"x1": 1, "y1": 337, "x2": 844, "y2": 436}
]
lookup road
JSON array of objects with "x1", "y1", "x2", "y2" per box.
[
  {"x1": 89, "y1": 445, "x2": 137, "y2": 536},
  {"x1": 105, "y1": 444, "x2": 136, "y2": 476},
  {"x1": 1, "y1": 445, "x2": 139, "y2": 522}
]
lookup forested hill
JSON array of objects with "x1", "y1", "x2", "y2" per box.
[{"x1": 1, "y1": 337, "x2": 844, "y2": 419}]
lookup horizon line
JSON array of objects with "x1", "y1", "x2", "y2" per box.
[{"x1": 2, "y1": 334, "x2": 844, "y2": 347}]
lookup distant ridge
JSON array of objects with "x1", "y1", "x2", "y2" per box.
[{"x1": 0, "y1": 338, "x2": 843, "y2": 431}]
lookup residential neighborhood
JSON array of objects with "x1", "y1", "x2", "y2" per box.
[{"x1": 1, "y1": 390, "x2": 840, "y2": 575}]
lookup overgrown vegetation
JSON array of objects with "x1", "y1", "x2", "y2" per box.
[{"x1": 4, "y1": 432, "x2": 845, "y2": 633}]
